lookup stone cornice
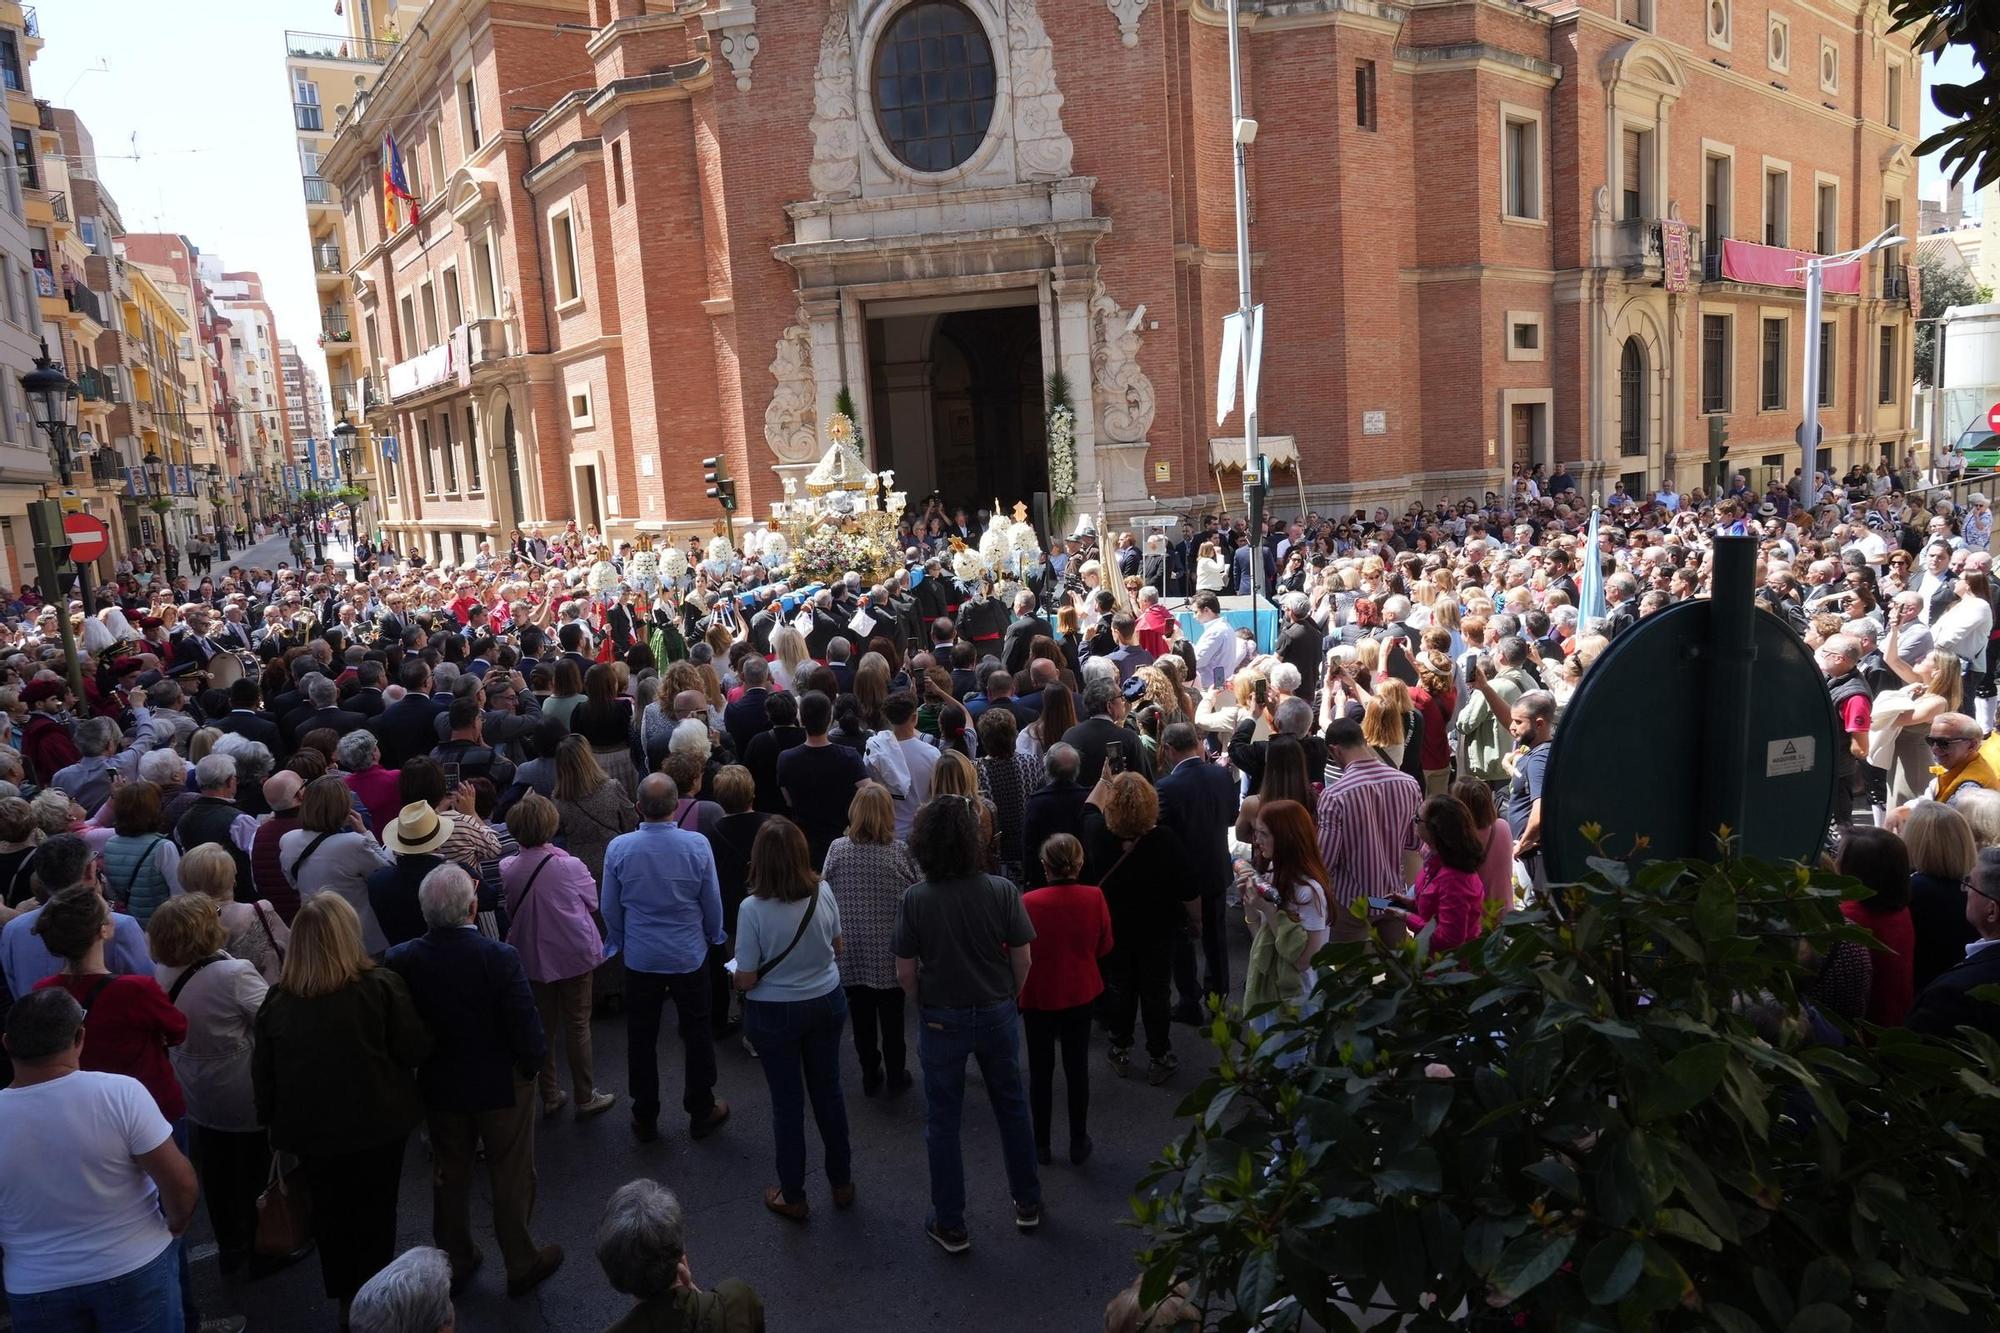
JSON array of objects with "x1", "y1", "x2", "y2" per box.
[
  {"x1": 523, "y1": 138, "x2": 604, "y2": 194},
  {"x1": 583, "y1": 59, "x2": 712, "y2": 120}
]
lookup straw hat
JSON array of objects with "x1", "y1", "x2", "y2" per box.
[{"x1": 383, "y1": 801, "x2": 454, "y2": 855}]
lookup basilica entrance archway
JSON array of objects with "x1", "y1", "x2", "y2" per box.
[{"x1": 867, "y1": 302, "x2": 1045, "y2": 512}]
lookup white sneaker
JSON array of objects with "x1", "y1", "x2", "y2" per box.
[{"x1": 576, "y1": 1090, "x2": 616, "y2": 1119}]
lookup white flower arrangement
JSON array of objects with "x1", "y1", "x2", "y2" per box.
[
  {"x1": 588, "y1": 560, "x2": 620, "y2": 596},
  {"x1": 1007, "y1": 519, "x2": 1041, "y2": 557},
  {"x1": 1047, "y1": 404, "x2": 1077, "y2": 503},
  {"x1": 706, "y1": 535, "x2": 735, "y2": 565},
  {"x1": 952, "y1": 544, "x2": 989, "y2": 583},
  {"x1": 627, "y1": 548, "x2": 660, "y2": 593},
  {"x1": 760, "y1": 529, "x2": 790, "y2": 565},
  {"x1": 659, "y1": 545, "x2": 688, "y2": 580}
]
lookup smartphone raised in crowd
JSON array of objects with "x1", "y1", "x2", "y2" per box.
[
  {"x1": 1105, "y1": 740, "x2": 1126, "y2": 774},
  {"x1": 1253, "y1": 679, "x2": 1269, "y2": 708},
  {"x1": 443, "y1": 760, "x2": 462, "y2": 791}
]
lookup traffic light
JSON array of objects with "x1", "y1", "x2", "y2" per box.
[{"x1": 702, "y1": 456, "x2": 737, "y2": 513}]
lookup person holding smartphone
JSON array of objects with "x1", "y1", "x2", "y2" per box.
[{"x1": 1370, "y1": 795, "x2": 1487, "y2": 952}]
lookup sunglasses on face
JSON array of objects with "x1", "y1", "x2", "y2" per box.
[{"x1": 1926, "y1": 735, "x2": 1973, "y2": 751}]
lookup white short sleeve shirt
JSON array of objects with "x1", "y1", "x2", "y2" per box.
[{"x1": 0, "y1": 1070, "x2": 176, "y2": 1295}]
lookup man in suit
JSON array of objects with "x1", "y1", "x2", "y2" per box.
[
  {"x1": 344, "y1": 660, "x2": 389, "y2": 718},
  {"x1": 1908, "y1": 849, "x2": 2000, "y2": 1041},
  {"x1": 213, "y1": 678, "x2": 282, "y2": 753},
  {"x1": 1021, "y1": 743, "x2": 1089, "y2": 887},
  {"x1": 370, "y1": 660, "x2": 450, "y2": 769},
  {"x1": 747, "y1": 600, "x2": 782, "y2": 657},
  {"x1": 170, "y1": 607, "x2": 223, "y2": 675},
  {"x1": 1060, "y1": 677, "x2": 1154, "y2": 786},
  {"x1": 1156, "y1": 723, "x2": 1241, "y2": 1017},
  {"x1": 824, "y1": 638, "x2": 856, "y2": 694},
  {"x1": 288, "y1": 673, "x2": 368, "y2": 743},
  {"x1": 722, "y1": 655, "x2": 774, "y2": 758},
  {"x1": 1001, "y1": 590, "x2": 1054, "y2": 676},
  {"x1": 385, "y1": 863, "x2": 565, "y2": 1298},
  {"x1": 1272, "y1": 594, "x2": 1324, "y2": 701}
]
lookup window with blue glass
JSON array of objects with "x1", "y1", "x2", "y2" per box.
[{"x1": 872, "y1": 2, "x2": 997, "y2": 173}]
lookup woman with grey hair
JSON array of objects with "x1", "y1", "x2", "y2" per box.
[
  {"x1": 211, "y1": 733, "x2": 275, "y2": 816},
  {"x1": 349, "y1": 1246, "x2": 455, "y2": 1333},
  {"x1": 596, "y1": 1178, "x2": 765, "y2": 1331}
]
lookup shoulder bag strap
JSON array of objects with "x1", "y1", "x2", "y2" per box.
[
  {"x1": 513, "y1": 851, "x2": 557, "y2": 911},
  {"x1": 167, "y1": 952, "x2": 225, "y2": 1005},
  {"x1": 79, "y1": 972, "x2": 120, "y2": 1014},
  {"x1": 288, "y1": 830, "x2": 339, "y2": 883},
  {"x1": 122, "y1": 836, "x2": 168, "y2": 901},
  {"x1": 753, "y1": 884, "x2": 822, "y2": 980},
  {"x1": 253, "y1": 899, "x2": 285, "y2": 963}
]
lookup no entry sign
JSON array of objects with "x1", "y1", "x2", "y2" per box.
[
  {"x1": 1987, "y1": 402, "x2": 2000, "y2": 435},
  {"x1": 62, "y1": 512, "x2": 108, "y2": 564}
]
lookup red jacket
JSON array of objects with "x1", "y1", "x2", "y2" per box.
[
  {"x1": 36, "y1": 972, "x2": 188, "y2": 1120},
  {"x1": 21, "y1": 713, "x2": 79, "y2": 786},
  {"x1": 1019, "y1": 882, "x2": 1114, "y2": 1012},
  {"x1": 1843, "y1": 900, "x2": 1916, "y2": 1027}
]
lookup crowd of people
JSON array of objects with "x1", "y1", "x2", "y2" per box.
[{"x1": 1, "y1": 454, "x2": 1999, "y2": 1330}]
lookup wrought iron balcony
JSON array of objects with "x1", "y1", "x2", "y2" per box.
[
  {"x1": 284, "y1": 29, "x2": 396, "y2": 63},
  {"x1": 65, "y1": 283, "x2": 104, "y2": 325},
  {"x1": 313, "y1": 243, "x2": 342, "y2": 274},
  {"x1": 22, "y1": 6, "x2": 38, "y2": 38},
  {"x1": 1881, "y1": 266, "x2": 1910, "y2": 302},
  {"x1": 303, "y1": 177, "x2": 332, "y2": 205}
]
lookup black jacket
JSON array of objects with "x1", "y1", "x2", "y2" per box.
[
  {"x1": 215, "y1": 708, "x2": 282, "y2": 753},
  {"x1": 253, "y1": 966, "x2": 431, "y2": 1155},
  {"x1": 1002, "y1": 616, "x2": 1055, "y2": 675},
  {"x1": 385, "y1": 926, "x2": 546, "y2": 1113},
  {"x1": 1021, "y1": 780, "x2": 1089, "y2": 887},
  {"x1": 1061, "y1": 716, "x2": 1155, "y2": 787},
  {"x1": 1156, "y1": 755, "x2": 1241, "y2": 897},
  {"x1": 1906, "y1": 941, "x2": 2000, "y2": 1041},
  {"x1": 723, "y1": 688, "x2": 773, "y2": 760},
  {"x1": 367, "y1": 853, "x2": 447, "y2": 951},
  {"x1": 369, "y1": 695, "x2": 447, "y2": 769}
]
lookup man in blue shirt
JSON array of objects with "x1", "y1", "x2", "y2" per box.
[
  {"x1": 0, "y1": 836, "x2": 152, "y2": 1003},
  {"x1": 602, "y1": 773, "x2": 731, "y2": 1144}
]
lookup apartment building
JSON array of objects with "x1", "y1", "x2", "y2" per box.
[{"x1": 207, "y1": 266, "x2": 293, "y2": 525}]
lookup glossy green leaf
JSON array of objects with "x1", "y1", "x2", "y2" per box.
[{"x1": 1580, "y1": 1236, "x2": 1645, "y2": 1305}]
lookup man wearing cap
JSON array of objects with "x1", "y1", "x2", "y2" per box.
[
  {"x1": 20, "y1": 679, "x2": 79, "y2": 788},
  {"x1": 250, "y1": 771, "x2": 307, "y2": 920}
]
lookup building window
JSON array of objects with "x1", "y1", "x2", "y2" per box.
[
  {"x1": 1705, "y1": 0, "x2": 1731, "y2": 47},
  {"x1": 425, "y1": 124, "x2": 445, "y2": 200},
  {"x1": 1503, "y1": 113, "x2": 1540, "y2": 220},
  {"x1": 1354, "y1": 61, "x2": 1376, "y2": 131},
  {"x1": 550, "y1": 210, "x2": 580, "y2": 305},
  {"x1": 1887, "y1": 61, "x2": 1903, "y2": 130},
  {"x1": 872, "y1": 1, "x2": 997, "y2": 173},
  {"x1": 458, "y1": 74, "x2": 482, "y2": 155},
  {"x1": 1818, "y1": 321, "x2": 1835, "y2": 408},
  {"x1": 0, "y1": 32, "x2": 21, "y2": 91},
  {"x1": 471, "y1": 235, "x2": 498, "y2": 318},
  {"x1": 294, "y1": 79, "x2": 322, "y2": 131},
  {"x1": 1761, "y1": 317, "x2": 1787, "y2": 411},
  {"x1": 1701, "y1": 314, "x2": 1730, "y2": 414},
  {"x1": 1764, "y1": 168, "x2": 1788, "y2": 247},
  {"x1": 442, "y1": 268, "x2": 463, "y2": 330},
  {"x1": 398, "y1": 295, "x2": 418, "y2": 356},
  {"x1": 1512, "y1": 323, "x2": 1538, "y2": 352},
  {"x1": 1619, "y1": 338, "x2": 1646, "y2": 456},
  {"x1": 419, "y1": 418, "x2": 436, "y2": 494},
  {"x1": 1704, "y1": 152, "x2": 1732, "y2": 242},
  {"x1": 419, "y1": 281, "x2": 439, "y2": 346},
  {"x1": 1621, "y1": 127, "x2": 1652, "y2": 220},
  {"x1": 1878, "y1": 326, "x2": 1897, "y2": 404},
  {"x1": 465, "y1": 407, "x2": 482, "y2": 492},
  {"x1": 612, "y1": 139, "x2": 627, "y2": 205},
  {"x1": 11, "y1": 128, "x2": 34, "y2": 190},
  {"x1": 1820, "y1": 40, "x2": 1839, "y2": 95},
  {"x1": 1767, "y1": 14, "x2": 1789, "y2": 73},
  {"x1": 440, "y1": 414, "x2": 458, "y2": 493},
  {"x1": 1816, "y1": 181, "x2": 1837, "y2": 255},
  {"x1": 382, "y1": 440, "x2": 398, "y2": 498},
  {"x1": 1619, "y1": 0, "x2": 1654, "y2": 30},
  {"x1": 569, "y1": 388, "x2": 593, "y2": 427}
]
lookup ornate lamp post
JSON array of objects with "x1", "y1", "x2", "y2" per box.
[
  {"x1": 21, "y1": 340, "x2": 79, "y2": 485},
  {"x1": 333, "y1": 420, "x2": 360, "y2": 550}
]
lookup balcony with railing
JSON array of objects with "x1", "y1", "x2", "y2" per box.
[
  {"x1": 1881, "y1": 264, "x2": 1911, "y2": 303},
  {"x1": 294, "y1": 101, "x2": 323, "y2": 132},
  {"x1": 313, "y1": 243, "x2": 342, "y2": 275},
  {"x1": 284, "y1": 29, "x2": 396, "y2": 64},
  {"x1": 22, "y1": 6, "x2": 37, "y2": 38},
  {"x1": 65, "y1": 283, "x2": 104, "y2": 326},
  {"x1": 320, "y1": 310, "x2": 352, "y2": 345},
  {"x1": 1613, "y1": 217, "x2": 1664, "y2": 282},
  {"x1": 303, "y1": 176, "x2": 332, "y2": 205},
  {"x1": 468, "y1": 317, "x2": 510, "y2": 365}
]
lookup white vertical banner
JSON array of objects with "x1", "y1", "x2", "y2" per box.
[
  {"x1": 1244, "y1": 303, "x2": 1265, "y2": 424},
  {"x1": 1216, "y1": 311, "x2": 1244, "y2": 425}
]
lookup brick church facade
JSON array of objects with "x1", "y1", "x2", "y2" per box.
[{"x1": 319, "y1": 0, "x2": 1921, "y2": 561}]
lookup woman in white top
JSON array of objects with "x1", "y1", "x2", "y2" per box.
[
  {"x1": 279, "y1": 776, "x2": 393, "y2": 956},
  {"x1": 1195, "y1": 542, "x2": 1231, "y2": 595},
  {"x1": 734, "y1": 816, "x2": 851, "y2": 1222},
  {"x1": 148, "y1": 893, "x2": 270, "y2": 1273},
  {"x1": 769, "y1": 625, "x2": 812, "y2": 694}
]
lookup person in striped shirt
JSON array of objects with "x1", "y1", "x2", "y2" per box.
[{"x1": 1314, "y1": 717, "x2": 1423, "y2": 941}]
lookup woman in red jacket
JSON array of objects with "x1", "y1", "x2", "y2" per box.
[
  {"x1": 1834, "y1": 825, "x2": 1916, "y2": 1027},
  {"x1": 31, "y1": 884, "x2": 187, "y2": 1120},
  {"x1": 1019, "y1": 833, "x2": 1113, "y2": 1167},
  {"x1": 1385, "y1": 795, "x2": 1488, "y2": 952}
]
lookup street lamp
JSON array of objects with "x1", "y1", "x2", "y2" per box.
[
  {"x1": 333, "y1": 420, "x2": 360, "y2": 550},
  {"x1": 1797, "y1": 226, "x2": 1907, "y2": 475},
  {"x1": 21, "y1": 338, "x2": 79, "y2": 485}
]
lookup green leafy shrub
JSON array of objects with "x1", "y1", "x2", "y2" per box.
[{"x1": 1133, "y1": 856, "x2": 2000, "y2": 1331}]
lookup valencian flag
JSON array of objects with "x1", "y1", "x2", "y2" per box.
[{"x1": 382, "y1": 132, "x2": 418, "y2": 232}]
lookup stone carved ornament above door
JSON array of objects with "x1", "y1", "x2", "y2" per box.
[
  {"x1": 765, "y1": 312, "x2": 821, "y2": 464},
  {"x1": 809, "y1": 0, "x2": 1075, "y2": 202},
  {"x1": 1090, "y1": 280, "x2": 1156, "y2": 445}
]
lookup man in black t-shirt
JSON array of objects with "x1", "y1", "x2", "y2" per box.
[{"x1": 775, "y1": 691, "x2": 865, "y2": 869}]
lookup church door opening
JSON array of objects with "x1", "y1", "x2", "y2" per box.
[{"x1": 866, "y1": 303, "x2": 1047, "y2": 516}]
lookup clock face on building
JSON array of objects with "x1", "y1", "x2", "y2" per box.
[{"x1": 872, "y1": 1, "x2": 998, "y2": 173}]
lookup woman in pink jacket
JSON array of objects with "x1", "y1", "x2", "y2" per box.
[
  {"x1": 501, "y1": 793, "x2": 615, "y2": 1118},
  {"x1": 1392, "y1": 794, "x2": 1489, "y2": 952}
]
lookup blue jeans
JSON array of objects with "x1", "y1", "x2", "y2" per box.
[
  {"x1": 745, "y1": 987, "x2": 853, "y2": 1204},
  {"x1": 7, "y1": 1240, "x2": 180, "y2": 1333},
  {"x1": 917, "y1": 998, "x2": 1042, "y2": 1232}
]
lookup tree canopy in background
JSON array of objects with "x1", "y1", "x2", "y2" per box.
[
  {"x1": 1916, "y1": 248, "x2": 1992, "y2": 385},
  {"x1": 1893, "y1": 0, "x2": 2000, "y2": 190}
]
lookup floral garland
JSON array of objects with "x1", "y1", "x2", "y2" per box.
[
  {"x1": 1047, "y1": 370, "x2": 1078, "y2": 528},
  {"x1": 791, "y1": 522, "x2": 893, "y2": 584}
]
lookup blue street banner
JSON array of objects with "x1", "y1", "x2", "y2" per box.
[{"x1": 1579, "y1": 506, "x2": 1606, "y2": 624}]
